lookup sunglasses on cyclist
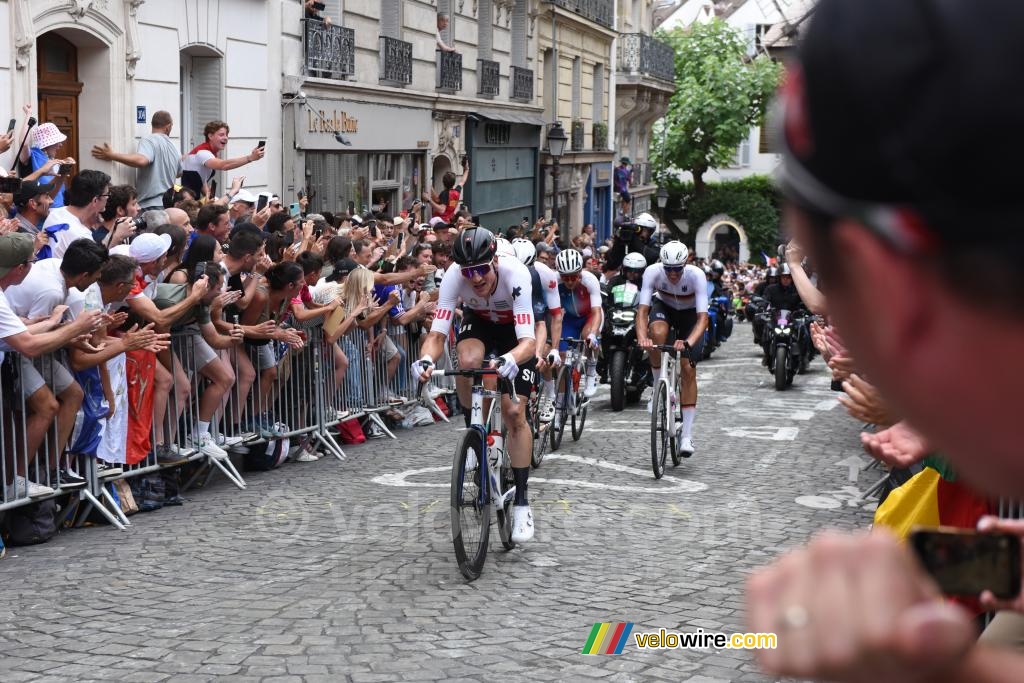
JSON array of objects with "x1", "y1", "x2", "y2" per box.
[
  {"x1": 663, "y1": 265, "x2": 684, "y2": 273},
  {"x1": 460, "y1": 262, "x2": 492, "y2": 279},
  {"x1": 561, "y1": 272, "x2": 582, "y2": 283}
]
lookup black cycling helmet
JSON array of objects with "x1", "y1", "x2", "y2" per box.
[{"x1": 452, "y1": 227, "x2": 497, "y2": 266}]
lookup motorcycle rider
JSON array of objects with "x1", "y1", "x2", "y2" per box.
[
  {"x1": 604, "y1": 213, "x2": 660, "y2": 271},
  {"x1": 554, "y1": 249, "x2": 603, "y2": 399},
  {"x1": 637, "y1": 241, "x2": 708, "y2": 457},
  {"x1": 762, "y1": 263, "x2": 811, "y2": 363},
  {"x1": 599, "y1": 252, "x2": 647, "y2": 382},
  {"x1": 511, "y1": 238, "x2": 562, "y2": 422},
  {"x1": 748, "y1": 266, "x2": 779, "y2": 344}
]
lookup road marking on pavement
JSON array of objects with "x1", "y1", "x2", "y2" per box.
[
  {"x1": 372, "y1": 454, "x2": 708, "y2": 494},
  {"x1": 721, "y1": 426, "x2": 800, "y2": 441}
]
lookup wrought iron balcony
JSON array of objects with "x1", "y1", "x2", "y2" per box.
[
  {"x1": 510, "y1": 66, "x2": 534, "y2": 102},
  {"x1": 435, "y1": 51, "x2": 463, "y2": 93},
  {"x1": 477, "y1": 59, "x2": 500, "y2": 97},
  {"x1": 617, "y1": 33, "x2": 675, "y2": 84},
  {"x1": 303, "y1": 19, "x2": 355, "y2": 79},
  {"x1": 550, "y1": 0, "x2": 614, "y2": 29},
  {"x1": 379, "y1": 36, "x2": 413, "y2": 86}
]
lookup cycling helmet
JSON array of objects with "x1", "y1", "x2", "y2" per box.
[
  {"x1": 622, "y1": 252, "x2": 647, "y2": 273},
  {"x1": 555, "y1": 248, "x2": 584, "y2": 275},
  {"x1": 452, "y1": 227, "x2": 497, "y2": 266},
  {"x1": 779, "y1": 263, "x2": 792, "y2": 276},
  {"x1": 634, "y1": 212, "x2": 658, "y2": 230},
  {"x1": 495, "y1": 237, "x2": 516, "y2": 258},
  {"x1": 511, "y1": 238, "x2": 536, "y2": 266},
  {"x1": 659, "y1": 241, "x2": 689, "y2": 266}
]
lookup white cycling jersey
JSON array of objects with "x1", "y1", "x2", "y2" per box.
[
  {"x1": 533, "y1": 261, "x2": 562, "y2": 315},
  {"x1": 638, "y1": 263, "x2": 709, "y2": 313},
  {"x1": 431, "y1": 254, "x2": 536, "y2": 340}
]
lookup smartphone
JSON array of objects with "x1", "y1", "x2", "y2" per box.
[
  {"x1": 289, "y1": 202, "x2": 301, "y2": 218},
  {"x1": 0, "y1": 176, "x2": 22, "y2": 194},
  {"x1": 910, "y1": 526, "x2": 1022, "y2": 600},
  {"x1": 6, "y1": 119, "x2": 15, "y2": 135},
  {"x1": 194, "y1": 262, "x2": 208, "y2": 282},
  {"x1": 297, "y1": 190, "x2": 304, "y2": 200},
  {"x1": 256, "y1": 193, "x2": 269, "y2": 213},
  {"x1": 257, "y1": 140, "x2": 266, "y2": 149},
  {"x1": 210, "y1": 179, "x2": 218, "y2": 197},
  {"x1": 313, "y1": 0, "x2": 326, "y2": 9}
]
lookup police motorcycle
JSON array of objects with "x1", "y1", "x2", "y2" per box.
[
  {"x1": 763, "y1": 307, "x2": 813, "y2": 390},
  {"x1": 601, "y1": 253, "x2": 652, "y2": 411}
]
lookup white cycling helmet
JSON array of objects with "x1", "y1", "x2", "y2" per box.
[
  {"x1": 634, "y1": 212, "x2": 658, "y2": 230},
  {"x1": 622, "y1": 252, "x2": 647, "y2": 272},
  {"x1": 660, "y1": 241, "x2": 689, "y2": 267},
  {"x1": 511, "y1": 238, "x2": 536, "y2": 266},
  {"x1": 495, "y1": 237, "x2": 516, "y2": 258},
  {"x1": 555, "y1": 248, "x2": 584, "y2": 275}
]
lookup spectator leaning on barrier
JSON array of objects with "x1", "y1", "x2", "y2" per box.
[{"x1": 90, "y1": 110, "x2": 181, "y2": 212}]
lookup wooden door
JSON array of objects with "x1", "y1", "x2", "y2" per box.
[{"x1": 36, "y1": 33, "x2": 82, "y2": 174}]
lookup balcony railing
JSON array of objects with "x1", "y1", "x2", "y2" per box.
[
  {"x1": 511, "y1": 66, "x2": 534, "y2": 102},
  {"x1": 379, "y1": 36, "x2": 413, "y2": 86},
  {"x1": 550, "y1": 0, "x2": 614, "y2": 29},
  {"x1": 630, "y1": 161, "x2": 653, "y2": 187},
  {"x1": 617, "y1": 33, "x2": 675, "y2": 83},
  {"x1": 477, "y1": 59, "x2": 500, "y2": 97},
  {"x1": 303, "y1": 20, "x2": 355, "y2": 79},
  {"x1": 436, "y1": 51, "x2": 463, "y2": 92}
]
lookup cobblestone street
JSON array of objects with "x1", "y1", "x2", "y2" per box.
[{"x1": 0, "y1": 323, "x2": 877, "y2": 682}]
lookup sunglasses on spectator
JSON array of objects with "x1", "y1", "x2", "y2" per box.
[
  {"x1": 460, "y1": 262, "x2": 492, "y2": 279},
  {"x1": 663, "y1": 265, "x2": 684, "y2": 273}
]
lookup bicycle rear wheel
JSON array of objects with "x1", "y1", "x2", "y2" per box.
[
  {"x1": 650, "y1": 382, "x2": 668, "y2": 479},
  {"x1": 550, "y1": 365, "x2": 570, "y2": 451},
  {"x1": 451, "y1": 429, "x2": 490, "y2": 580},
  {"x1": 571, "y1": 376, "x2": 588, "y2": 441},
  {"x1": 495, "y1": 425, "x2": 516, "y2": 550}
]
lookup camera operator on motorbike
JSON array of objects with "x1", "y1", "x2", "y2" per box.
[
  {"x1": 511, "y1": 238, "x2": 563, "y2": 423},
  {"x1": 761, "y1": 264, "x2": 812, "y2": 364},
  {"x1": 603, "y1": 212, "x2": 660, "y2": 271},
  {"x1": 553, "y1": 249, "x2": 604, "y2": 398},
  {"x1": 412, "y1": 227, "x2": 539, "y2": 542},
  {"x1": 599, "y1": 252, "x2": 650, "y2": 404},
  {"x1": 637, "y1": 241, "x2": 708, "y2": 456},
  {"x1": 748, "y1": 266, "x2": 779, "y2": 344}
]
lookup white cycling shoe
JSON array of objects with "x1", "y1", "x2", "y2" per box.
[
  {"x1": 678, "y1": 436, "x2": 695, "y2": 458},
  {"x1": 538, "y1": 395, "x2": 555, "y2": 423},
  {"x1": 583, "y1": 374, "x2": 598, "y2": 398},
  {"x1": 511, "y1": 504, "x2": 535, "y2": 543}
]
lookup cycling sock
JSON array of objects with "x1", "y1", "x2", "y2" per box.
[
  {"x1": 543, "y1": 379, "x2": 555, "y2": 398},
  {"x1": 513, "y1": 467, "x2": 529, "y2": 505},
  {"x1": 681, "y1": 405, "x2": 696, "y2": 438}
]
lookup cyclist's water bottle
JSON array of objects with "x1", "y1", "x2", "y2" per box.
[{"x1": 571, "y1": 367, "x2": 581, "y2": 392}]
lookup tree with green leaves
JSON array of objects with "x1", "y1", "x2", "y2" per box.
[{"x1": 653, "y1": 20, "x2": 783, "y2": 195}]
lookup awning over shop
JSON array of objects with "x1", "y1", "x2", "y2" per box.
[{"x1": 471, "y1": 109, "x2": 547, "y2": 127}]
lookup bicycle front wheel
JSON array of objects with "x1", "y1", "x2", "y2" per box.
[
  {"x1": 650, "y1": 382, "x2": 669, "y2": 479},
  {"x1": 571, "y1": 378, "x2": 588, "y2": 441},
  {"x1": 529, "y1": 395, "x2": 548, "y2": 468},
  {"x1": 451, "y1": 429, "x2": 490, "y2": 580},
  {"x1": 495, "y1": 425, "x2": 516, "y2": 550}
]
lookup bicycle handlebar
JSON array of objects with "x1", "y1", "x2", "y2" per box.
[
  {"x1": 416, "y1": 364, "x2": 521, "y2": 404},
  {"x1": 651, "y1": 343, "x2": 697, "y2": 368}
]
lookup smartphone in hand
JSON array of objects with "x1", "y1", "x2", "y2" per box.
[
  {"x1": 910, "y1": 526, "x2": 1022, "y2": 600},
  {"x1": 6, "y1": 119, "x2": 15, "y2": 135}
]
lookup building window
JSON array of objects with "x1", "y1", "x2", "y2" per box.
[
  {"x1": 436, "y1": 0, "x2": 452, "y2": 47},
  {"x1": 733, "y1": 132, "x2": 751, "y2": 167},
  {"x1": 180, "y1": 52, "x2": 223, "y2": 152},
  {"x1": 321, "y1": 0, "x2": 344, "y2": 23},
  {"x1": 479, "y1": 0, "x2": 493, "y2": 59},
  {"x1": 511, "y1": 0, "x2": 528, "y2": 67},
  {"x1": 592, "y1": 63, "x2": 604, "y2": 123},
  {"x1": 382, "y1": 0, "x2": 402, "y2": 39},
  {"x1": 571, "y1": 56, "x2": 581, "y2": 120},
  {"x1": 745, "y1": 23, "x2": 772, "y2": 57}
]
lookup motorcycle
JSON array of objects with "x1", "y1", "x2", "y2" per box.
[
  {"x1": 748, "y1": 296, "x2": 769, "y2": 345},
  {"x1": 601, "y1": 283, "x2": 651, "y2": 411},
  {"x1": 765, "y1": 308, "x2": 811, "y2": 390},
  {"x1": 700, "y1": 294, "x2": 732, "y2": 360}
]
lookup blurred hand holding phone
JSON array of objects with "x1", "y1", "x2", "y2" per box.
[{"x1": 910, "y1": 526, "x2": 1022, "y2": 600}]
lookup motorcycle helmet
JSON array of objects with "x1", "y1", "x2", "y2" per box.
[
  {"x1": 555, "y1": 248, "x2": 584, "y2": 275},
  {"x1": 633, "y1": 212, "x2": 658, "y2": 231},
  {"x1": 710, "y1": 259, "x2": 725, "y2": 276},
  {"x1": 452, "y1": 227, "x2": 497, "y2": 266},
  {"x1": 659, "y1": 241, "x2": 689, "y2": 266},
  {"x1": 511, "y1": 238, "x2": 536, "y2": 266},
  {"x1": 495, "y1": 237, "x2": 516, "y2": 258},
  {"x1": 622, "y1": 252, "x2": 647, "y2": 273},
  {"x1": 779, "y1": 263, "x2": 792, "y2": 276},
  {"x1": 766, "y1": 266, "x2": 780, "y2": 279}
]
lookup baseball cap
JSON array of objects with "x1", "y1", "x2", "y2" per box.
[
  {"x1": 326, "y1": 258, "x2": 360, "y2": 282},
  {"x1": 230, "y1": 189, "x2": 258, "y2": 205},
  {"x1": 0, "y1": 233, "x2": 35, "y2": 278},
  {"x1": 13, "y1": 179, "x2": 56, "y2": 207},
  {"x1": 129, "y1": 232, "x2": 173, "y2": 264},
  {"x1": 776, "y1": 0, "x2": 1024, "y2": 249}
]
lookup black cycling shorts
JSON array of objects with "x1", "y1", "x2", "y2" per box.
[
  {"x1": 648, "y1": 299, "x2": 705, "y2": 363},
  {"x1": 457, "y1": 312, "x2": 537, "y2": 397}
]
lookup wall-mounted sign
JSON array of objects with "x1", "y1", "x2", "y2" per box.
[
  {"x1": 297, "y1": 97, "x2": 433, "y2": 151},
  {"x1": 136, "y1": 106, "x2": 146, "y2": 124}
]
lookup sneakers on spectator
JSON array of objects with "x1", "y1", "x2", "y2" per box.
[
  {"x1": 190, "y1": 433, "x2": 228, "y2": 461},
  {"x1": 98, "y1": 461, "x2": 124, "y2": 477},
  {"x1": 538, "y1": 395, "x2": 555, "y2": 423},
  {"x1": 387, "y1": 392, "x2": 405, "y2": 405},
  {"x1": 305, "y1": 443, "x2": 323, "y2": 460},
  {"x1": 335, "y1": 409, "x2": 351, "y2": 420},
  {"x1": 4, "y1": 476, "x2": 55, "y2": 500},
  {"x1": 215, "y1": 433, "x2": 244, "y2": 448},
  {"x1": 156, "y1": 444, "x2": 189, "y2": 466},
  {"x1": 50, "y1": 468, "x2": 87, "y2": 489},
  {"x1": 365, "y1": 423, "x2": 385, "y2": 439},
  {"x1": 293, "y1": 449, "x2": 318, "y2": 463}
]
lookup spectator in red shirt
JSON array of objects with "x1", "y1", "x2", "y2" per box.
[{"x1": 423, "y1": 159, "x2": 470, "y2": 223}]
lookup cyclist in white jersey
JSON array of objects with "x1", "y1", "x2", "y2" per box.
[
  {"x1": 636, "y1": 241, "x2": 708, "y2": 456},
  {"x1": 512, "y1": 238, "x2": 562, "y2": 422},
  {"x1": 413, "y1": 227, "x2": 538, "y2": 542}
]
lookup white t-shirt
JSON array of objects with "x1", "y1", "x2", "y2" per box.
[
  {"x1": 431, "y1": 254, "x2": 535, "y2": 341},
  {"x1": 3, "y1": 258, "x2": 70, "y2": 318},
  {"x1": 638, "y1": 263, "x2": 709, "y2": 313},
  {"x1": 0, "y1": 290, "x2": 29, "y2": 363},
  {"x1": 43, "y1": 206, "x2": 95, "y2": 260}
]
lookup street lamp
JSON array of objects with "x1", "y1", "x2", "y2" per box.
[
  {"x1": 656, "y1": 186, "x2": 669, "y2": 243},
  {"x1": 547, "y1": 122, "x2": 568, "y2": 242}
]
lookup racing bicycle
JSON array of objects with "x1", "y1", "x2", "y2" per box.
[
  {"x1": 550, "y1": 337, "x2": 590, "y2": 451},
  {"x1": 649, "y1": 343, "x2": 695, "y2": 479}
]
